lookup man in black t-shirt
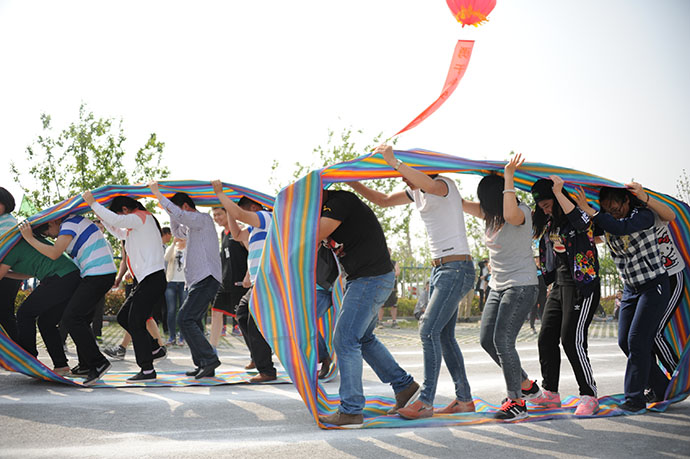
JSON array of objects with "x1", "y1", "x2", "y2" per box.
[{"x1": 317, "y1": 189, "x2": 418, "y2": 427}]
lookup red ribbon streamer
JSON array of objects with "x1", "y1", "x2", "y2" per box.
[{"x1": 394, "y1": 40, "x2": 475, "y2": 137}]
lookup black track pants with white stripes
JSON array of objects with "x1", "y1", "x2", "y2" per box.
[
  {"x1": 538, "y1": 280, "x2": 600, "y2": 397},
  {"x1": 653, "y1": 271, "x2": 684, "y2": 375}
]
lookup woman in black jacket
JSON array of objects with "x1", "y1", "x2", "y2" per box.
[{"x1": 530, "y1": 176, "x2": 601, "y2": 416}]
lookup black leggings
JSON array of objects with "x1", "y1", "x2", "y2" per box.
[
  {"x1": 653, "y1": 271, "x2": 684, "y2": 375},
  {"x1": 16, "y1": 271, "x2": 81, "y2": 367},
  {"x1": 235, "y1": 289, "x2": 275, "y2": 376},
  {"x1": 117, "y1": 270, "x2": 166, "y2": 371},
  {"x1": 62, "y1": 273, "x2": 115, "y2": 369},
  {"x1": 0, "y1": 277, "x2": 21, "y2": 341}
]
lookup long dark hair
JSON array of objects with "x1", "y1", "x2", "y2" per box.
[
  {"x1": 0, "y1": 187, "x2": 15, "y2": 215},
  {"x1": 532, "y1": 189, "x2": 577, "y2": 239},
  {"x1": 477, "y1": 174, "x2": 505, "y2": 232},
  {"x1": 108, "y1": 195, "x2": 162, "y2": 234},
  {"x1": 598, "y1": 187, "x2": 644, "y2": 216},
  {"x1": 109, "y1": 196, "x2": 145, "y2": 213}
]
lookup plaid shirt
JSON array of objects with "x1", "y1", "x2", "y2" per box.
[{"x1": 597, "y1": 208, "x2": 666, "y2": 288}]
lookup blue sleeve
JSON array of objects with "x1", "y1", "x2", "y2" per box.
[
  {"x1": 256, "y1": 211, "x2": 272, "y2": 230},
  {"x1": 593, "y1": 207, "x2": 654, "y2": 236}
]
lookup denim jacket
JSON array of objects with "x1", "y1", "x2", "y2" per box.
[{"x1": 538, "y1": 206, "x2": 600, "y2": 295}]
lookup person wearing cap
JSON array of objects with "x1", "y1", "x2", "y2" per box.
[
  {"x1": 530, "y1": 175, "x2": 602, "y2": 416},
  {"x1": 348, "y1": 144, "x2": 475, "y2": 420}
]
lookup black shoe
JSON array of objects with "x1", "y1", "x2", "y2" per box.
[
  {"x1": 185, "y1": 368, "x2": 201, "y2": 377},
  {"x1": 152, "y1": 346, "x2": 167, "y2": 362},
  {"x1": 521, "y1": 380, "x2": 543, "y2": 401},
  {"x1": 644, "y1": 388, "x2": 662, "y2": 403},
  {"x1": 318, "y1": 356, "x2": 332, "y2": 380},
  {"x1": 195, "y1": 360, "x2": 221, "y2": 379},
  {"x1": 127, "y1": 370, "x2": 157, "y2": 382},
  {"x1": 71, "y1": 363, "x2": 90, "y2": 376},
  {"x1": 103, "y1": 344, "x2": 126, "y2": 360},
  {"x1": 618, "y1": 401, "x2": 646, "y2": 413},
  {"x1": 83, "y1": 361, "x2": 111, "y2": 386},
  {"x1": 495, "y1": 398, "x2": 528, "y2": 421}
]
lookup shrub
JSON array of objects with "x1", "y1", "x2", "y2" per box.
[
  {"x1": 14, "y1": 289, "x2": 31, "y2": 311},
  {"x1": 14, "y1": 287, "x2": 126, "y2": 316},
  {"x1": 104, "y1": 289, "x2": 126, "y2": 315},
  {"x1": 600, "y1": 295, "x2": 616, "y2": 315}
]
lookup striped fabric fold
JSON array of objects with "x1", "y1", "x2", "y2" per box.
[
  {"x1": 2, "y1": 151, "x2": 688, "y2": 429},
  {"x1": 251, "y1": 148, "x2": 690, "y2": 428}
]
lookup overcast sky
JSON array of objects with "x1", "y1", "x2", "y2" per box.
[{"x1": 1, "y1": 0, "x2": 689, "y2": 205}]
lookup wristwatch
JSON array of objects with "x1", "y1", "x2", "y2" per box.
[{"x1": 394, "y1": 159, "x2": 403, "y2": 170}]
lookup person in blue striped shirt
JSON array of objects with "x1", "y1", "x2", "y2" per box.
[
  {"x1": 212, "y1": 180, "x2": 277, "y2": 383},
  {"x1": 19, "y1": 214, "x2": 117, "y2": 386}
]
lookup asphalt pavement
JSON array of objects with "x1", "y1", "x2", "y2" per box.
[{"x1": 1, "y1": 319, "x2": 689, "y2": 458}]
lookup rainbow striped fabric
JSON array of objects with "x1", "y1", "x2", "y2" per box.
[
  {"x1": 250, "y1": 148, "x2": 690, "y2": 428},
  {"x1": 2, "y1": 151, "x2": 688, "y2": 429},
  {"x1": 0, "y1": 324, "x2": 291, "y2": 387},
  {"x1": 0, "y1": 181, "x2": 275, "y2": 264}
]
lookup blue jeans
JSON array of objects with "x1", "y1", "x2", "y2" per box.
[
  {"x1": 480, "y1": 285, "x2": 538, "y2": 400},
  {"x1": 334, "y1": 270, "x2": 413, "y2": 415},
  {"x1": 316, "y1": 288, "x2": 333, "y2": 362},
  {"x1": 165, "y1": 281, "x2": 187, "y2": 342},
  {"x1": 619, "y1": 274, "x2": 670, "y2": 406},
  {"x1": 179, "y1": 276, "x2": 221, "y2": 367},
  {"x1": 419, "y1": 260, "x2": 475, "y2": 404}
]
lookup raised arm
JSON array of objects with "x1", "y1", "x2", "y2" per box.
[
  {"x1": 82, "y1": 191, "x2": 138, "y2": 238},
  {"x1": 348, "y1": 181, "x2": 411, "y2": 208},
  {"x1": 503, "y1": 154, "x2": 526, "y2": 226},
  {"x1": 625, "y1": 182, "x2": 676, "y2": 222},
  {"x1": 150, "y1": 181, "x2": 205, "y2": 230},
  {"x1": 378, "y1": 145, "x2": 448, "y2": 197},
  {"x1": 573, "y1": 187, "x2": 654, "y2": 236},
  {"x1": 550, "y1": 175, "x2": 575, "y2": 215},
  {"x1": 18, "y1": 221, "x2": 72, "y2": 260},
  {"x1": 212, "y1": 181, "x2": 260, "y2": 227},
  {"x1": 211, "y1": 180, "x2": 251, "y2": 244},
  {"x1": 461, "y1": 197, "x2": 484, "y2": 219}
]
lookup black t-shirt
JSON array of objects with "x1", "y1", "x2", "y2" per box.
[
  {"x1": 321, "y1": 190, "x2": 392, "y2": 280},
  {"x1": 219, "y1": 230, "x2": 249, "y2": 293}
]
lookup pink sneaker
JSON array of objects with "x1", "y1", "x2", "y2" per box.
[
  {"x1": 529, "y1": 389, "x2": 561, "y2": 408},
  {"x1": 574, "y1": 395, "x2": 599, "y2": 416}
]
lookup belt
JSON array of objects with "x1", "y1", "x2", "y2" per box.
[{"x1": 431, "y1": 254, "x2": 472, "y2": 267}]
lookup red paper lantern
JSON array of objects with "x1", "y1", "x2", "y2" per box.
[{"x1": 446, "y1": 0, "x2": 497, "y2": 27}]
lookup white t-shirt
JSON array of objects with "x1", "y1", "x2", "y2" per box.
[
  {"x1": 485, "y1": 203, "x2": 538, "y2": 290},
  {"x1": 408, "y1": 176, "x2": 470, "y2": 259},
  {"x1": 655, "y1": 216, "x2": 685, "y2": 276}
]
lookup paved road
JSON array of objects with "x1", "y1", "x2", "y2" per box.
[{"x1": 1, "y1": 321, "x2": 689, "y2": 458}]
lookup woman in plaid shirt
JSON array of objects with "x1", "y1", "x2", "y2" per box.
[{"x1": 574, "y1": 184, "x2": 675, "y2": 413}]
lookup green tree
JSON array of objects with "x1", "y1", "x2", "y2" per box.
[
  {"x1": 11, "y1": 103, "x2": 169, "y2": 213},
  {"x1": 270, "y1": 126, "x2": 417, "y2": 262},
  {"x1": 11, "y1": 103, "x2": 170, "y2": 257}
]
